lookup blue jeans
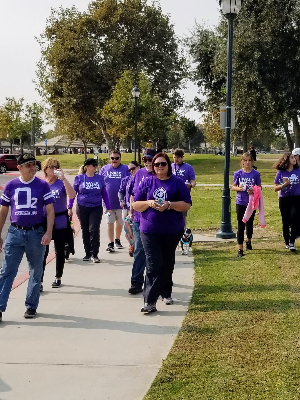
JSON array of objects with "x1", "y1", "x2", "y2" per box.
[
  {"x1": 0, "y1": 225, "x2": 46, "y2": 312},
  {"x1": 131, "y1": 222, "x2": 146, "y2": 286}
]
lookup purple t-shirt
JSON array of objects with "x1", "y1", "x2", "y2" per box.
[
  {"x1": 233, "y1": 169, "x2": 262, "y2": 206},
  {"x1": 130, "y1": 168, "x2": 153, "y2": 223},
  {"x1": 71, "y1": 174, "x2": 110, "y2": 209},
  {"x1": 49, "y1": 179, "x2": 68, "y2": 230},
  {"x1": 274, "y1": 169, "x2": 300, "y2": 197},
  {"x1": 0, "y1": 176, "x2": 54, "y2": 227},
  {"x1": 171, "y1": 162, "x2": 196, "y2": 182},
  {"x1": 119, "y1": 175, "x2": 132, "y2": 209},
  {"x1": 100, "y1": 163, "x2": 130, "y2": 210},
  {"x1": 134, "y1": 174, "x2": 192, "y2": 235}
]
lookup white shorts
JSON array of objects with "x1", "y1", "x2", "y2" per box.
[{"x1": 105, "y1": 209, "x2": 123, "y2": 225}]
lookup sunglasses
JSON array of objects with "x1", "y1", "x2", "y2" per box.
[
  {"x1": 47, "y1": 165, "x2": 58, "y2": 169},
  {"x1": 153, "y1": 161, "x2": 167, "y2": 167},
  {"x1": 111, "y1": 157, "x2": 120, "y2": 160},
  {"x1": 129, "y1": 166, "x2": 136, "y2": 172},
  {"x1": 142, "y1": 157, "x2": 152, "y2": 162}
]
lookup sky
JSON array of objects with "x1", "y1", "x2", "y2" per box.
[{"x1": 0, "y1": 0, "x2": 220, "y2": 125}]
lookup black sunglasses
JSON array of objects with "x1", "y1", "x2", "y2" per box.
[
  {"x1": 153, "y1": 161, "x2": 167, "y2": 167},
  {"x1": 129, "y1": 166, "x2": 136, "y2": 172},
  {"x1": 142, "y1": 157, "x2": 152, "y2": 162},
  {"x1": 111, "y1": 157, "x2": 120, "y2": 160}
]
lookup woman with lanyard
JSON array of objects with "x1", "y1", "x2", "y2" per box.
[
  {"x1": 274, "y1": 152, "x2": 300, "y2": 251},
  {"x1": 232, "y1": 152, "x2": 261, "y2": 258},
  {"x1": 41, "y1": 158, "x2": 76, "y2": 290},
  {"x1": 68, "y1": 158, "x2": 111, "y2": 263},
  {"x1": 118, "y1": 161, "x2": 140, "y2": 257},
  {"x1": 133, "y1": 153, "x2": 192, "y2": 314}
]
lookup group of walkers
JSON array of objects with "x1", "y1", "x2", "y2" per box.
[
  {"x1": 2, "y1": 145, "x2": 300, "y2": 321},
  {"x1": 0, "y1": 148, "x2": 195, "y2": 321},
  {"x1": 232, "y1": 148, "x2": 300, "y2": 258}
]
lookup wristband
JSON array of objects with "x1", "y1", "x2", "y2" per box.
[{"x1": 167, "y1": 201, "x2": 171, "y2": 210}]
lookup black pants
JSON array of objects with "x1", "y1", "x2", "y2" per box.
[
  {"x1": 76, "y1": 204, "x2": 103, "y2": 257},
  {"x1": 236, "y1": 204, "x2": 256, "y2": 245},
  {"x1": 140, "y1": 230, "x2": 183, "y2": 304},
  {"x1": 41, "y1": 228, "x2": 68, "y2": 281},
  {"x1": 279, "y1": 196, "x2": 300, "y2": 245}
]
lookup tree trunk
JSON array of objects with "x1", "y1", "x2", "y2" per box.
[
  {"x1": 284, "y1": 122, "x2": 293, "y2": 151},
  {"x1": 242, "y1": 130, "x2": 248, "y2": 153},
  {"x1": 292, "y1": 115, "x2": 300, "y2": 147},
  {"x1": 138, "y1": 140, "x2": 141, "y2": 164}
]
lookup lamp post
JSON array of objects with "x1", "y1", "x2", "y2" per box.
[
  {"x1": 31, "y1": 111, "x2": 37, "y2": 155},
  {"x1": 131, "y1": 86, "x2": 140, "y2": 161},
  {"x1": 216, "y1": 0, "x2": 242, "y2": 239}
]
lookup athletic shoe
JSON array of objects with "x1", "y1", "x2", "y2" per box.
[
  {"x1": 246, "y1": 241, "x2": 253, "y2": 250},
  {"x1": 24, "y1": 308, "x2": 36, "y2": 319},
  {"x1": 82, "y1": 255, "x2": 90, "y2": 261},
  {"x1": 289, "y1": 243, "x2": 297, "y2": 252},
  {"x1": 181, "y1": 249, "x2": 188, "y2": 255},
  {"x1": 115, "y1": 239, "x2": 124, "y2": 249},
  {"x1": 52, "y1": 279, "x2": 61, "y2": 288},
  {"x1": 0, "y1": 311, "x2": 2, "y2": 322},
  {"x1": 91, "y1": 255, "x2": 100, "y2": 263},
  {"x1": 128, "y1": 284, "x2": 143, "y2": 294},
  {"x1": 285, "y1": 244, "x2": 290, "y2": 249},
  {"x1": 106, "y1": 242, "x2": 115, "y2": 252},
  {"x1": 129, "y1": 245, "x2": 134, "y2": 257},
  {"x1": 237, "y1": 249, "x2": 244, "y2": 258},
  {"x1": 40, "y1": 284, "x2": 43, "y2": 293},
  {"x1": 162, "y1": 297, "x2": 173, "y2": 305},
  {"x1": 141, "y1": 303, "x2": 157, "y2": 313}
]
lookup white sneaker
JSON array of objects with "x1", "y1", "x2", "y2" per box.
[
  {"x1": 162, "y1": 297, "x2": 173, "y2": 305},
  {"x1": 289, "y1": 243, "x2": 296, "y2": 252}
]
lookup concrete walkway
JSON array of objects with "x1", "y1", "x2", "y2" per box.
[{"x1": 0, "y1": 214, "x2": 195, "y2": 399}]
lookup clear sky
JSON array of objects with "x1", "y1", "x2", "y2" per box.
[{"x1": 0, "y1": 0, "x2": 220, "y2": 124}]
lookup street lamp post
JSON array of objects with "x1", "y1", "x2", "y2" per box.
[
  {"x1": 131, "y1": 86, "x2": 140, "y2": 161},
  {"x1": 216, "y1": 0, "x2": 242, "y2": 239},
  {"x1": 31, "y1": 111, "x2": 37, "y2": 155}
]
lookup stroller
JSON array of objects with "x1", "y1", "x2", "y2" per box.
[{"x1": 181, "y1": 209, "x2": 193, "y2": 255}]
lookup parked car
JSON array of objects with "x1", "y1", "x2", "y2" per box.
[{"x1": 0, "y1": 154, "x2": 41, "y2": 173}]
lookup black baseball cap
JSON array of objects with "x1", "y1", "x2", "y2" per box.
[
  {"x1": 143, "y1": 148, "x2": 157, "y2": 159},
  {"x1": 84, "y1": 158, "x2": 98, "y2": 166},
  {"x1": 17, "y1": 153, "x2": 37, "y2": 165}
]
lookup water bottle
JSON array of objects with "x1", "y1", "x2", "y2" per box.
[{"x1": 54, "y1": 169, "x2": 63, "y2": 178}]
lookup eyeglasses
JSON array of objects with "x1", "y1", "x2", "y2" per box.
[
  {"x1": 111, "y1": 157, "x2": 120, "y2": 160},
  {"x1": 153, "y1": 161, "x2": 167, "y2": 167},
  {"x1": 142, "y1": 157, "x2": 152, "y2": 163},
  {"x1": 129, "y1": 166, "x2": 136, "y2": 172}
]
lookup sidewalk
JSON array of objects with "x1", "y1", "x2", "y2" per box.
[{"x1": 0, "y1": 217, "x2": 194, "y2": 400}]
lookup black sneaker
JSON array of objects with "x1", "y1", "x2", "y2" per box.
[
  {"x1": 52, "y1": 279, "x2": 61, "y2": 288},
  {"x1": 115, "y1": 239, "x2": 124, "y2": 249},
  {"x1": 91, "y1": 255, "x2": 100, "y2": 263},
  {"x1": 246, "y1": 241, "x2": 252, "y2": 250},
  {"x1": 128, "y1": 285, "x2": 143, "y2": 294},
  {"x1": 237, "y1": 249, "x2": 244, "y2": 258},
  {"x1": 141, "y1": 303, "x2": 157, "y2": 314},
  {"x1": 106, "y1": 242, "x2": 115, "y2": 252},
  {"x1": 0, "y1": 311, "x2": 2, "y2": 322},
  {"x1": 82, "y1": 255, "x2": 90, "y2": 261},
  {"x1": 40, "y1": 284, "x2": 43, "y2": 293},
  {"x1": 24, "y1": 308, "x2": 36, "y2": 319},
  {"x1": 289, "y1": 243, "x2": 297, "y2": 252}
]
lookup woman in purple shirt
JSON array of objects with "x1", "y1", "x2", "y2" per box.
[
  {"x1": 68, "y1": 158, "x2": 111, "y2": 263},
  {"x1": 133, "y1": 153, "x2": 192, "y2": 314},
  {"x1": 232, "y1": 152, "x2": 261, "y2": 258},
  {"x1": 41, "y1": 158, "x2": 76, "y2": 290},
  {"x1": 274, "y1": 152, "x2": 300, "y2": 251}
]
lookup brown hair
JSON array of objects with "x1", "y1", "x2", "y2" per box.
[
  {"x1": 240, "y1": 152, "x2": 253, "y2": 167},
  {"x1": 173, "y1": 148, "x2": 184, "y2": 158},
  {"x1": 110, "y1": 149, "x2": 121, "y2": 157},
  {"x1": 273, "y1": 152, "x2": 292, "y2": 170},
  {"x1": 151, "y1": 152, "x2": 172, "y2": 177}
]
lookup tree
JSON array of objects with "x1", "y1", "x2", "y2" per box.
[
  {"x1": 202, "y1": 110, "x2": 224, "y2": 149},
  {"x1": 36, "y1": 0, "x2": 185, "y2": 148},
  {"x1": 179, "y1": 117, "x2": 199, "y2": 154}
]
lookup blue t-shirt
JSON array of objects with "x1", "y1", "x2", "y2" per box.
[
  {"x1": 100, "y1": 163, "x2": 130, "y2": 209},
  {"x1": 171, "y1": 162, "x2": 196, "y2": 182},
  {"x1": 274, "y1": 169, "x2": 300, "y2": 197},
  {"x1": 134, "y1": 174, "x2": 192, "y2": 235},
  {"x1": 233, "y1": 169, "x2": 261, "y2": 206},
  {"x1": 72, "y1": 174, "x2": 110, "y2": 208}
]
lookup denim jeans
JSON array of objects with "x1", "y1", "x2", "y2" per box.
[
  {"x1": 131, "y1": 222, "x2": 146, "y2": 286},
  {"x1": 140, "y1": 230, "x2": 183, "y2": 304},
  {"x1": 0, "y1": 225, "x2": 46, "y2": 312}
]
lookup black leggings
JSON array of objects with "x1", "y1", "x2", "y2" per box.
[
  {"x1": 279, "y1": 196, "x2": 300, "y2": 245},
  {"x1": 236, "y1": 204, "x2": 256, "y2": 245},
  {"x1": 76, "y1": 204, "x2": 103, "y2": 257},
  {"x1": 41, "y1": 228, "x2": 68, "y2": 281}
]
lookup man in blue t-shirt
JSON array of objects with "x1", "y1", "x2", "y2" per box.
[
  {"x1": 0, "y1": 154, "x2": 55, "y2": 322},
  {"x1": 171, "y1": 149, "x2": 196, "y2": 190}
]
